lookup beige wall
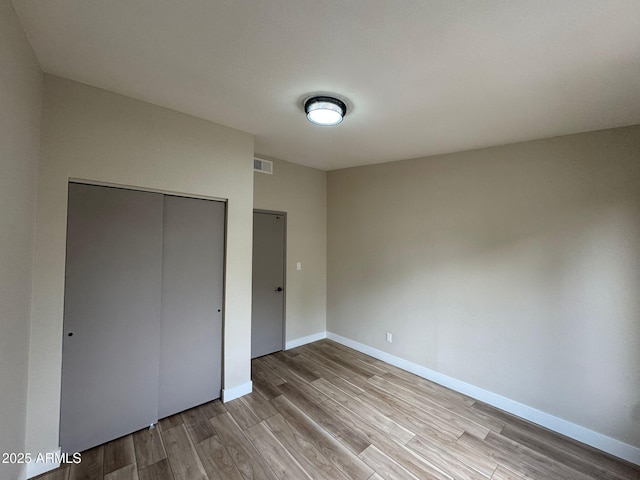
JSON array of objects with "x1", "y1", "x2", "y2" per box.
[
  {"x1": 26, "y1": 75, "x2": 254, "y2": 457},
  {"x1": 0, "y1": 1, "x2": 42, "y2": 479},
  {"x1": 253, "y1": 157, "x2": 327, "y2": 342},
  {"x1": 328, "y1": 125, "x2": 640, "y2": 448}
]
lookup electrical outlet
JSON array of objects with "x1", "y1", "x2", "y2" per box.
[{"x1": 386, "y1": 332, "x2": 393, "y2": 343}]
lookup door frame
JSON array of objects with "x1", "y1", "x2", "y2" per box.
[{"x1": 253, "y1": 209, "x2": 287, "y2": 353}]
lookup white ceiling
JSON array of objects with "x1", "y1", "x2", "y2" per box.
[{"x1": 13, "y1": 0, "x2": 640, "y2": 170}]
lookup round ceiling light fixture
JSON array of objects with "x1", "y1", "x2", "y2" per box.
[{"x1": 304, "y1": 95, "x2": 347, "y2": 126}]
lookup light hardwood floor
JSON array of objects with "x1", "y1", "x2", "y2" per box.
[{"x1": 36, "y1": 339, "x2": 640, "y2": 480}]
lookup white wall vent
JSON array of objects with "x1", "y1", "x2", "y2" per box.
[{"x1": 254, "y1": 158, "x2": 273, "y2": 174}]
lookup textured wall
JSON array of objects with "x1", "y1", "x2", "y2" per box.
[
  {"x1": 0, "y1": 1, "x2": 42, "y2": 479},
  {"x1": 253, "y1": 156, "x2": 327, "y2": 342},
  {"x1": 26, "y1": 75, "x2": 254, "y2": 459},
  {"x1": 328, "y1": 126, "x2": 640, "y2": 448}
]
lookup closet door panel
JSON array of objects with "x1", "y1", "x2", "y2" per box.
[
  {"x1": 60, "y1": 183, "x2": 163, "y2": 454},
  {"x1": 159, "y1": 196, "x2": 224, "y2": 419}
]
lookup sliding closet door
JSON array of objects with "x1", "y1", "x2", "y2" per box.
[
  {"x1": 60, "y1": 184, "x2": 163, "y2": 454},
  {"x1": 159, "y1": 196, "x2": 225, "y2": 418}
]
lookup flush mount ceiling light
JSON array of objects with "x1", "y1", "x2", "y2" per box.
[{"x1": 304, "y1": 96, "x2": 347, "y2": 126}]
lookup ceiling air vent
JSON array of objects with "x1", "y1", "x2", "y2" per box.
[{"x1": 254, "y1": 158, "x2": 273, "y2": 174}]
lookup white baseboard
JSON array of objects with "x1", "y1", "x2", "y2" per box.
[
  {"x1": 26, "y1": 448, "x2": 61, "y2": 479},
  {"x1": 286, "y1": 331, "x2": 327, "y2": 350},
  {"x1": 327, "y1": 332, "x2": 640, "y2": 466},
  {"x1": 222, "y1": 381, "x2": 252, "y2": 402}
]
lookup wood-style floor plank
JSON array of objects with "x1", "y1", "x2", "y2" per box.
[
  {"x1": 296, "y1": 346, "x2": 360, "y2": 380},
  {"x1": 258, "y1": 355, "x2": 311, "y2": 386},
  {"x1": 406, "y1": 434, "x2": 486, "y2": 480},
  {"x1": 417, "y1": 433, "x2": 498, "y2": 478},
  {"x1": 210, "y1": 412, "x2": 278, "y2": 480},
  {"x1": 348, "y1": 375, "x2": 465, "y2": 442},
  {"x1": 34, "y1": 466, "x2": 70, "y2": 480},
  {"x1": 132, "y1": 427, "x2": 166, "y2": 470},
  {"x1": 104, "y1": 464, "x2": 138, "y2": 480},
  {"x1": 223, "y1": 398, "x2": 261, "y2": 430},
  {"x1": 137, "y1": 459, "x2": 173, "y2": 480},
  {"x1": 181, "y1": 406, "x2": 216, "y2": 444},
  {"x1": 162, "y1": 425, "x2": 207, "y2": 480},
  {"x1": 263, "y1": 413, "x2": 351, "y2": 480},
  {"x1": 381, "y1": 372, "x2": 503, "y2": 431},
  {"x1": 491, "y1": 465, "x2": 525, "y2": 480},
  {"x1": 251, "y1": 374, "x2": 283, "y2": 402},
  {"x1": 310, "y1": 377, "x2": 416, "y2": 445},
  {"x1": 320, "y1": 373, "x2": 367, "y2": 397},
  {"x1": 379, "y1": 367, "x2": 475, "y2": 408},
  {"x1": 359, "y1": 435, "x2": 450, "y2": 480},
  {"x1": 199, "y1": 399, "x2": 226, "y2": 420},
  {"x1": 471, "y1": 398, "x2": 638, "y2": 479},
  {"x1": 276, "y1": 379, "x2": 372, "y2": 455},
  {"x1": 499, "y1": 420, "x2": 640, "y2": 480},
  {"x1": 288, "y1": 351, "x2": 354, "y2": 384},
  {"x1": 69, "y1": 445, "x2": 103, "y2": 480},
  {"x1": 240, "y1": 392, "x2": 278, "y2": 421},
  {"x1": 37, "y1": 339, "x2": 640, "y2": 480},
  {"x1": 358, "y1": 444, "x2": 421, "y2": 480},
  {"x1": 304, "y1": 381, "x2": 427, "y2": 471},
  {"x1": 367, "y1": 375, "x2": 491, "y2": 439},
  {"x1": 194, "y1": 435, "x2": 244, "y2": 480},
  {"x1": 252, "y1": 357, "x2": 286, "y2": 386},
  {"x1": 458, "y1": 431, "x2": 596, "y2": 480},
  {"x1": 244, "y1": 421, "x2": 312, "y2": 480},
  {"x1": 104, "y1": 435, "x2": 136, "y2": 475},
  {"x1": 159, "y1": 413, "x2": 183, "y2": 433},
  {"x1": 303, "y1": 342, "x2": 380, "y2": 378},
  {"x1": 266, "y1": 352, "x2": 320, "y2": 383},
  {"x1": 271, "y1": 395, "x2": 373, "y2": 480}
]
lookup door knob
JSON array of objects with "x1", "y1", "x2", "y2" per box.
[{"x1": 275, "y1": 287, "x2": 283, "y2": 292}]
